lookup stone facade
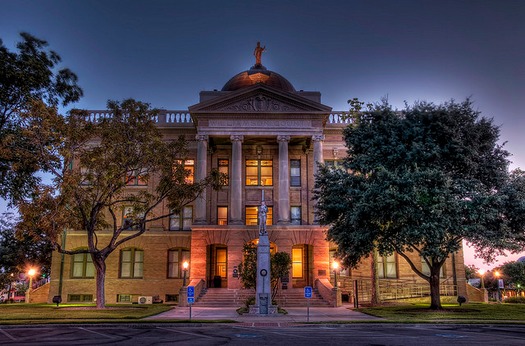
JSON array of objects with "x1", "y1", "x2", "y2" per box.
[{"x1": 47, "y1": 63, "x2": 467, "y2": 305}]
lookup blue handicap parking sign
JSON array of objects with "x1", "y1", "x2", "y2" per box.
[
  {"x1": 304, "y1": 286, "x2": 313, "y2": 298},
  {"x1": 187, "y1": 286, "x2": 195, "y2": 297}
]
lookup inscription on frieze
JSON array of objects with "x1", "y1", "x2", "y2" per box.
[{"x1": 209, "y1": 119, "x2": 310, "y2": 128}]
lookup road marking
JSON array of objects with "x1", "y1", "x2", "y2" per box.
[
  {"x1": 77, "y1": 327, "x2": 115, "y2": 339},
  {"x1": 0, "y1": 329, "x2": 17, "y2": 341},
  {"x1": 157, "y1": 327, "x2": 215, "y2": 339}
]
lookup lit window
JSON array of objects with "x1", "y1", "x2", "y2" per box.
[
  {"x1": 173, "y1": 159, "x2": 194, "y2": 184},
  {"x1": 218, "y1": 159, "x2": 229, "y2": 185},
  {"x1": 120, "y1": 248, "x2": 144, "y2": 278},
  {"x1": 290, "y1": 159, "x2": 301, "y2": 186},
  {"x1": 290, "y1": 206, "x2": 301, "y2": 225},
  {"x1": 170, "y1": 206, "x2": 193, "y2": 231},
  {"x1": 377, "y1": 254, "x2": 397, "y2": 279},
  {"x1": 245, "y1": 159, "x2": 273, "y2": 186},
  {"x1": 168, "y1": 248, "x2": 190, "y2": 278},
  {"x1": 71, "y1": 252, "x2": 95, "y2": 278},
  {"x1": 245, "y1": 206, "x2": 272, "y2": 226},
  {"x1": 292, "y1": 246, "x2": 303, "y2": 278},
  {"x1": 217, "y1": 206, "x2": 228, "y2": 225}
]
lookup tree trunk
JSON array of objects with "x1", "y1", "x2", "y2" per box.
[
  {"x1": 93, "y1": 255, "x2": 107, "y2": 309},
  {"x1": 370, "y1": 249, "x2": 380, "y2": 305},
  {"x1": 429, "y1": 266, "x2": 442, "y2": 310}
]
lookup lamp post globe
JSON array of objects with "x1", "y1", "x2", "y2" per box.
[
  {"x1": 478, "y1": 269, "x2": 486, "y2": 289},
  {"x1": 332, "y1": 261, "x2": 339, "y2": 288},
  {"x1": 182, "y1": 261, "x2": 189, "y2": 287}
]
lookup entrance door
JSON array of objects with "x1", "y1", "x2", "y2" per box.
[{"x1": 207, "y1": 244, "x2": 227, "y2": 288}]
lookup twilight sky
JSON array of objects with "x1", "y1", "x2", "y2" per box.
[{"x1": 1, "y1": 0, "x2": 524, "y2": 268}]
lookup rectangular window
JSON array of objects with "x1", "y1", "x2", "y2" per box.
[
  {"x1": 217, "y1": 206, "x2": 228, "y2": 225},
  {"x1": 169, "y1": 206, "x2": 193, "y2": 231},
  {"x1": 126, "y1": 169, "x2": 148, "y2": 186},
  {"x1": 68, "y1": 294, "x2": 93, "y2": 302},
  {"x1": 292, "y1": 246, "x2": 303, "y2": 278},
  {"x1": 218, "y1": 159, "x2": 229, "y2": 185},
  {"x1": 173, "y1": 159, "x2": 195, "y2": 184},
  {"x1": 71, "y1": 253, "x2": 95, "y2": 278},
  {"x1": 117, "y1": 294, "x2": 132, "y2": 303},
  {"x1": 377, "y1": 254, "x2": 397, "y2": 279},
  {"x1": 122, "y1": 206, "x2": 144, "y2": 230},
  {"x1": 290, "y1": 159, "x2": 301, "y2": 186},
  {"x1": 290, "y1": 206, "x2": 301, "y2": 225},
  {"x1": 168, "y1": 248, "x2": 190, "y2": 278},
  {"x1": 120, "y1": 248, "x2": 144, "y2": 278},
  {"x1": 421, "y1": 257, "x2": 445, "y2": 278},
  {"x1": 245, "y1": 159, "x2": 273, "y2": 186},
  {"x1": 245, "y1": 206, "x2": 273, "y2": 226}
]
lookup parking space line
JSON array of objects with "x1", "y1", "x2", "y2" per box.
[
  {"x1": 157, "y1": 327, "x2": 215, "y2": 339},
  {"x1": 0, "y1": 329, "x2": 17, "y2": 341},
  {"x1": 77, "y1": 327, "x2": 115, "y2": 339}
]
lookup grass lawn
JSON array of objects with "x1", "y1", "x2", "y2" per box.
[
  {"x1": 358, "y1": 301, "x2": 525, "y2": 323},
  {"x1": 0, "y1": 303, "x2": 172, "y2": 325}
]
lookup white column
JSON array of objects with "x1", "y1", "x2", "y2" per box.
[
  {"x1": 277, "y1": 135, "x2": 290, "y2": 224},
  {"x1": 194, "y1": 134, "x2": 208, "y2": 224},
  {"x1": 230, "y1": 135, "x2": 244, "y2": 224}
]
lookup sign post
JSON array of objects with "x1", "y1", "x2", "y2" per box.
[
  {"x1": 187, "y1": 286, "x2": 195, "y2": 320},
  {"x1": 304, "y1": 286, "x2": 312, "y2": 322}
]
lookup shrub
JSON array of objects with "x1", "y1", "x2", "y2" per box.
[{"x1": 504, "y1": 296, "x2": 525, "y2": 304}]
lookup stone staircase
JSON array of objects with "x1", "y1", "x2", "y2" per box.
[{"x1": 195, "y1": 287, "x2": 331, "y2": 307}]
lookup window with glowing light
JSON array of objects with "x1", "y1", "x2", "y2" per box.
[{"x1": 245, "y1": 159, "x2": 272, "y2": 186}]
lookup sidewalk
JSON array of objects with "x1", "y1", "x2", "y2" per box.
[{"x1": 145, "y1": 305, "x2": 382, "y2": 323}]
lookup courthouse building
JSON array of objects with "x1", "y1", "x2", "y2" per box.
[{"x1": 47, "y1": 51, "x2": 467, "y2": 305}]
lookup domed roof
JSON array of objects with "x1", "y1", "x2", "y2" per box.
[{"x1": 222, "y1": 64, "x2": 296, "y2": 92}]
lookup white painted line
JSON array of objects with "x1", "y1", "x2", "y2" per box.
[
  {"x1": 77, "y1": 327, "x2": 115, "y2": 339},
  {"x1": 0, "y1": 329, "x2": 17, "y2": 341},
  {"x1": 157, "y1": 327, "x2": 215, "y2": 339}
]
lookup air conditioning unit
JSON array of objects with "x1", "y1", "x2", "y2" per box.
[{"x1": 138, "y1": 296, "x2": 153, "y2": 304}]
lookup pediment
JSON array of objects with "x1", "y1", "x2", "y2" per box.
[{"x1": 189, "y1": 84, "x2": 331, "y2": 114}]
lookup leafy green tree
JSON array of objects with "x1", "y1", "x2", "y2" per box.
[
  {"x1": 465, "y1": 264, "x2": 479, "y2": 280},
  {"x1": 271, "y1": 251, "x2": 291, "y2": 301},
  {"x1": 501, "y1": 261, "x2": 525, "y2": 289},
  {"x1": 0, "y1": 212, "x2": 53, "y2": 290},
  {"x1": 314, "y1": 99, "x2": 525, "y2": 309},
  {"x1": 238, "y1": 242, "x2": 257, "y2": 289},
  {"x1": 0, "y1": 33, "x2": 83, "y2": 203},
  {"x1": 17, "y1": 99, "x2": 225, "y2": 308}
]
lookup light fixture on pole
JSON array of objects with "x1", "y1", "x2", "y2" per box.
[
  {"x1": 478, "y1": 269, "x2": 486, "y2": 289},
  {"x1": 27, "y1": 268, "x2": 36, "y2": 303},
  {"x1": 332, "y1": 261, "x2": 339, "y2": 288},
  {"x1": 182, "y1": 261, "x2": 189, "y2": 287},
  {"x1": 495, "y1": 271, "x2": 501, "y2": 302}
]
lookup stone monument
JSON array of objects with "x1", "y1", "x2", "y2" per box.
[{"x1": 249, "y1": 191, "x2": 277, "y2": 314}]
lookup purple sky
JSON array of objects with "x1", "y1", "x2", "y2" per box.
[{"x1": 1, "y1": 0, "x2": 524, "y2": 268}]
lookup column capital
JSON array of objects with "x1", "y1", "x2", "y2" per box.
[
  {"x1": 195, "y1": 134, "x2": 208, "y2": 142},
  {"x1": 312, "y1": 134, "x2": 325, "y2": 142},
  {"x1": 230, "y1": 135, "x2": 244, "y2": 142},
  {"x1": 277, "y1": 135, "x2": 291, "y2": 143}
]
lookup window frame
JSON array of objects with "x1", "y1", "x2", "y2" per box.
[
  {"x1": 245, "y1": 206, "x2": 273, "y2": 226},
  {"x1": 290, "y1": 159, "x2": 301, "y2": 187},
  {"x1": 71, "y1": 252, "x2": 95, "y2": 279},
  {"x1": 217, "y1": 206, "x2": 228, "y2": 225},
  {"x1": 119, "y1": 248, "x2": 144, "y2": 279},
  {"x1": 167, "y1": 248, "x2": 190, "y2": 279},
  {"x1": 290, "y1": 206, "x2": 301, "y2": 225},
  {"x1": 377, "y1": 253, "x2": 397, "y2": 279},
  {"x1": 245, "y1": 159, "x2": 273, "y2": 186},
  {"x1": 218, "y1": 159, "x2": 229, "y2": 186},
  {"x1": 169, "y1": 206, "x2": 193, "y2": 231}
]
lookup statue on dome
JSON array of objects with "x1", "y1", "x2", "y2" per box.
[{"x1": 254, "y1": 42, "x2": 266, "y2": 66}]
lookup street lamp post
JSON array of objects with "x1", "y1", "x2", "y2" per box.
[
  {"x1": 332, "y1": 261, "x2": 339, "y2": 288},
  {"x1": 495, "y1": 271, "x2": 501, "y2": 302},
  {"x1": 182, "y1": 261, "x2": 189, "y2": 287},
  {"x1": 478, "y1": 269, "x2": 486, "y2": 289},
  {"x1": 27, "y1": 268, "x2": 36, "y2": 303}
]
